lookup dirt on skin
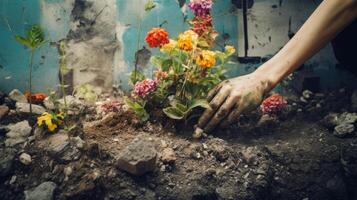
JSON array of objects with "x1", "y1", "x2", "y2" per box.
[{"x1": 0, "y1": 89, "x2": 357, "y2": 200}]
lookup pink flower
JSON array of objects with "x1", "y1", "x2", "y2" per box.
[
  {"x1": 134, "y1": 79, "x2": 157, "y2": 98},
  {"x1": 188, "y1": 0, "x2": 213, "y2": 16},
  {"x1": 260, "y1": 93, "x2": 287, "y2": 116}
]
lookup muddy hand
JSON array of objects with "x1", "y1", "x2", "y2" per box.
[{"x1": 197, "y1": 73, "x2": 269, "y2": 132}]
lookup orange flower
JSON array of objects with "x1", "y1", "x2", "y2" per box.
[
  {"x1": 24, "y1": 92, "x2": 47, "y2": 104},
  {"x1": 145, "y1": 28, "x2": 170, "y2": 48},
  {"x1": 177, "y1": 30, "x2": 198, "y2": 51},
  {"x1": 196, "y1": 50, "x2": 216, "y2": 69}
]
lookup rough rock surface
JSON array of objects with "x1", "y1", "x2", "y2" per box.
[
  {"x1": 9, "y1": 89, "x2": 27, "y2": 103},
  {"x1": 5, "y1": 120, "x2": 32, "y2": 147},
  {"x1": 16, "y1": 102, "x2": 46, "y2": 114},
  {"x1": 0, "y1": 105, "x2": 9, "y2": 120},
  {"x1": 116, "y1": 135, "x2": 157, "y2": 175},
  {"x1": 24, "y1": 181, "x2": 57, "y2": 200},
  {"x1": 334, "y1": 123, "x2": 355, "y2": 138},
  {"x1": 19, "y1": 153, "x2": 32, "y2": 165},
  {"x1": 161, "y1": 148, "x2": 176, "y2": 164}
]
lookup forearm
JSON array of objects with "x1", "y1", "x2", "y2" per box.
[{"x1": 255, "y1": 0, "x2": 357, "y2": 92}]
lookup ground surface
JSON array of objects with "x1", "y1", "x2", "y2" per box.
[{"x1": 1, "y1": 89, "x2": 357, "y2": 200}]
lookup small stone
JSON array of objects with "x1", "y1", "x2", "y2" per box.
[
  {"x1": 34, "y1": 126, "x2": 46, "y2": 140},
  {"x1": 63, "y1": 166, "x2": 73, "y2": 181},
  {"x1": 116, "y1": 135, "x2": 157, "y2": 176},
  {"x1": 9, "y1": 89, "x2": 27, "y2": 103},
  {"x1": 41, "y1": 132, "x2": 70, "y2": 156},
  {"x1": 9, "y1": 175, "x2": 17, "y2": 184},
  {"x1": 19, "y1": 153, "x2": 32, "y2": 165},
  {"x1": 16, "y1": 102, "x2": 46, "y2": 114},
  {"x1": 241, "y1": 147, "x2": 257, "y2": 164},
  {"x1": 0, "y1": 105, "x2": 9, "y2": 120},
  {"x1": 193, "y1": 127, "x2": 204, "y2": 139},
  {"x1": 24, "y1": 181, "x2": 57, "y2": 200},
  {"x1": 71, "y1": 136, "x2": 85, "y2": 149},
  {"x1": 161, "y1": 148, "x2": 176, "y2": 164},
  {"x1": 322, "y1": 113, "x2": 339, "y2": 129},
  {"x1": 302, "y1": 90, "x2": 313, "y2": 100},
  {"x1": 5, "y1": 120, "x2": 32, "y2": 147},
  {"x1": 257, "y1": 114, "x2": 277, "y2": 128},
  {"x1": 334, "y1": 123, "x2": 355, "y2": 138}
]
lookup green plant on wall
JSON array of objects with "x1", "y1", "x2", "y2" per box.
[{"x1": 15, "y1": 25, "x2": 47, "y2": 114}]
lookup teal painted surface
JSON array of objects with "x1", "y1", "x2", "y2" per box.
[
  {"x1": 0, "y1": 0, "x2": 61, "y2": 94},
  {"x1": 115, "y1": 0, "x2": 238, "y2": 89}
]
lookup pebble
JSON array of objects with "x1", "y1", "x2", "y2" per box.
[
  {"x1": 24, "y1": 181, "x2": 57, "y2": 200},
  {"x1": 19, "y1": 153, "x2": 32, "y2": 165},
  {"x1": 9, "y1": 89, "x2": 27, "y2": 103},
  {"x1": 334, "y1": 123, "x2": 355, "y2": 138},
  {"x1": 16, "y1": 102, "x2": 46, "y2": 114},
  {"x1": 161, "y1": 148, "x2": 176, "y2": 164}
]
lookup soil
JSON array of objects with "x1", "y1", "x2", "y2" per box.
[{"x1": 1, "y1": 89, "x2": 357, "y2": 200}]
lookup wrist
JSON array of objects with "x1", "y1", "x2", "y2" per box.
[{"x1": 252, "y1": 62, "x2": 278, "y2": 94}]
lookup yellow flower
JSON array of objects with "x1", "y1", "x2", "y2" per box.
[
  {"x1": 177, "y1": 30, "x2": 198, "y2": 51},
  {"x1": 196, "y1": 50, "x2": 216, "y2": 69},
  {"x1": 37, "y1": 112, "x2": 58, "y2": 132},
  {"x1": 225, "y1": 45, "x2": 236, "y2": 55},
  {"x1": 160, "y1": 39, "x2": 177, "y2": 53}
]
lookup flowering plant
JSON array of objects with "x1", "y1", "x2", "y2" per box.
[
  {"x1": 260, "y1": 93, "x2": 287, "y2": 116},
  {"x1": 37, "y1": 112, "x2": 64, "y2": 132},
  {"x1": 125, "y1": 0, "x2": 236, "y2": 121}
]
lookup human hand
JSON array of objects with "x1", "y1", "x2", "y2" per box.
[{"x1": 197, "y1": 72, "x2": 270, "y2": 132}]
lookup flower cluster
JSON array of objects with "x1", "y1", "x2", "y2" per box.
[
  {"x1": 134, "y1": 79, "x2": 157, "y2": 98},
  {"x1": 178, "y1": 30, "x2": 198, "y2": 51},
  {"x1": 260, "y1": 93, "x2": 287, "y2": 116},
  {"x1": 188, "y1": 0, "x2": 213, "y2": 16},
  {"x1": 24, "y1": 92, "x2": 47, "y2": 104},
  {"x1": 37, "y1": 112, "x2": 64, "y2": 132},
  {"x1": 196, "y1": 50, "x2": 216, "y2": 69},
  {"x1": 125, "y1": 0, "x2": 236, "y2": 122},
  {"x1": 190, "y1": 15, "x2": 213, "y2": 36},
  {"x1": 145, "y1": 28, "x2": 170, "y2": 48},
  {"x1": 100, "y1": 99, "x2": 122, "y2": 113}
]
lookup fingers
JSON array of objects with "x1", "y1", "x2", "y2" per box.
[
  {"x1": 198, "y1": 86, "x2": 230, "y2": 128},
  {"x1": 220, "y1": 101, "x2": 245, "y2": 128},
  {"x1": 207, "y1": 82, "x2": 223, "y2": 101},
  {"x1": 204, "y1": 95, "x2": 239, "y2": 132}
]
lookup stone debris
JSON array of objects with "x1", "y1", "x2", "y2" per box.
[
  {"x1": 116, "y1": 135, "x2": 157, "y2": 176},
  {"x1": 9, "y1": 89, "x2": 27, "y2": 103},
  {"x1": 16, "y1": 102, "x2": 46, "y2": 114},
  {"x1": 24, "y1": 181, "x2": 57, "y2": 200},
  {"x1": 19, "y1": 153, "x2": 32, "y2": 165},
  {"x1": 0, "y1": 105, "x2": 9, "y2": 120},
  {"x1": 161, "y1": 148, "x2": 176, "y2": 164},
  {"x1": 5, "y1": 120, "x2": 32, "y2": 147},
  {"x1": 334, "y1": 123, "x2": 355, "y2": 138}
]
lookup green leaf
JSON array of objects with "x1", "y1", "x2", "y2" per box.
[
  {"x1": 188, "y1": 99, "x2": 211, "y2": 110},
  {"x1": 144, "y1": 0, "x2": 156, "y2": 12},
  {"x1": 124, "y1": 97, "x2": 149, "y2": 121},
  {"x1": 163, "y1": 106, "x2": 185, "y2": 119},
  {"x1": 150, "y1": 56, "x2": 163, "y2": 68},
  {"x1": 129, "y1": 70, "x2": 146, "y2": 85},
  {"x1": 15, "y1": 36, "x2": 31, "y2": 48}
]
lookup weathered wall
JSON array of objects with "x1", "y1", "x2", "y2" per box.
[{"x1": 0, "y1": 0, "x2": 356, "y2": 94}]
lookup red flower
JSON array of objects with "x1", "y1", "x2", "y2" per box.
[
  {"x1": 260, "y1": 93, "x2": 287, "y2": 116},
  {"x1": 24, "y1": 92, "x2": 47, "y2": 104},
  {"x1": 145, "y1": 28, "x2": 170, "y2": 48},
  {"x1": 134, "y1": 79, "x2": 157, "y2": 98}
]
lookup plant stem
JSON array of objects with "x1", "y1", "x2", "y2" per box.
[
  {"x1": 134, "y1": 15, "x2": 143, "y2": 82},
  {"x1": 29, "y1": 50, "x2": 34, "y2": 114}
]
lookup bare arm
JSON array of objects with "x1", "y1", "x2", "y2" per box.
[{"x1": 198, "y1": 0, "x2": 357, "y2": 132}]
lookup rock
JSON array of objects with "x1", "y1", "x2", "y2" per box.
[
  {"x1": 41, "y1": 132, "x2": 69, "y2": 155},
  {"x1": 9, "y1": 89, "x2": 27, "y2": 103},
  {"x1": 63, "y1": 166, "x2": 73, "y2": 181},
  {"x1": 71, "y1": 136, "x2": 85, "y2": 149},
  {"x1": 206, "y1": 138, "x2": 231, "y2": 162},
  {"x1": 4, "y1": 97, "x2": 16, "y2": 109},
  {"x1": 43, "y1": 97, "x2": 55, "y2": 110},
  {"x1": 351, "y1": 90, "x2": 357, "y2": 111},
  {"x1": 60, "y1": 146, "x2": 81, "y2": 162},
  {"x1": 19, "y1": 153, "x2": 32, "y2": 165},
  {"x1": 161, "y1": 148, "x2": 176, "y2": 164},
  {"x1": 0, "y1": 149, "x2": 15, "y2": 177},
  {"x1": 16, "y1": 102, "x2": 46, "y2": 114},
  {"x1": 338, "y1": 112, "x2": 357, "y2": 125},
  {"x1": 0, "y1": 105, "x2": 9, "y2": 120},
  {"x1": 256, "y1": 114, "x2": 277, "y2": 128},
  {"x1": 24, "y1": 181, "x2": 57, "y2": 200},
  {"x1": 302, "y1": 90, "x2": 313, "y2": 100},
  {"x1": 241, "y1": 147, "x2": 258, "y2": 164},
  {"x1": 193, "y1": 127, "x2": 204, "y2": 139},
  {"x1": 34, "y1": 126, "x2": 46, "y2": 139},
  {"x1": 5, "y1": 120, "x2": 32, "y2": 147},
  {"x1": 116, "y1": 135, "x2": 157, "y2": 175},
  {"x1": 322, "y1": 113, "x2": 340, "y2": 129},
  {"x1": 333, "y1": 123, "x2": 355, "y2": 138}
]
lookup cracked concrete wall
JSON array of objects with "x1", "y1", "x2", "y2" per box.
[{"x1": 65, "y1": 0, "x2": 117, "y2": 93}]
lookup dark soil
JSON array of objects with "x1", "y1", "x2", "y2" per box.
[{"x1": 1, "y1": 89, "x2": 357, "y2": 200}]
